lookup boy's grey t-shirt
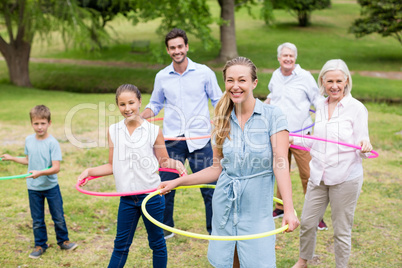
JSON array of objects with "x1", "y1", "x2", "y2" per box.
[{"x1": 24, "y1": 134, "x2": 62, "y2": 191}]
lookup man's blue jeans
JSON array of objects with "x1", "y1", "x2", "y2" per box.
[
  {"x1": 160, "y1": 140, "x2": 214, "y2": 234},
  {"x1": 108, "y1": 194, "x2": 167, "y2": 268},
  {"x1": 28, "y1": 185, "x2": 69, "y2": 249}
]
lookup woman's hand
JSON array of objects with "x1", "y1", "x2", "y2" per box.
[
  {"x1": 282, "y1": 212, "x2": 300, "y2": 233},
  {"x1": 359, "y1": 140, "x2": 373, "y2": 153},
  {"x1": 77, "y1": 169, "x2": 90, "y2": 186}
]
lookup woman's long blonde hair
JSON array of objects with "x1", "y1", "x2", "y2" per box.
[{"x1": 212, "y1": 57, "x2": 257, "y2": 156}]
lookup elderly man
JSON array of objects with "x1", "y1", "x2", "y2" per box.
[{"x1": 264, "y1": 42, "x2": 327, "y2": 230}]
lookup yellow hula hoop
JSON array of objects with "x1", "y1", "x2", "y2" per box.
[{"x1": 141, "y1": 184, "x2": 298, "y2": 241}]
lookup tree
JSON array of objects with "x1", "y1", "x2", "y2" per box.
[
  {"x1": 349, "y1": 0, "x2": 402, "y2": 44},
  {"x1": 217, "y1": 0, "x2": 273, "y2": 61},
  {"x1": 140, "y1": 0, "x2": 216, "y2": 50},
  {"x1": 0, "y1": 0, "x2": 216, "y2": 87},
  {"x1": 0, "y1": 0, "x2": 270, "y2": 87},
  {"x1": 217, "y1": 0, "x2": 237, "y2": 61},
  {"x1": 142, "y1": 0, "x2": 271, "y2": 62},
  {"x1": 106, "y1": 0, "x2": 258, "y2": 62},
  {"x1": 271, "y1": 0, "x2": 331, "y2": 27},
  {"x1": 0, "y1": 0, "x2": 92, "y2": 87},
  {"x1": 77, "y1": 0, "x2": 139, "y2": 49}
]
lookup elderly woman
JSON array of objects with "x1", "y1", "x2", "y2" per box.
[{"x1": 292, "y1": 59, "x2": 373, "y2": 268}]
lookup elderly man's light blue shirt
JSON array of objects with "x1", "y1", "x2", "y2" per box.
[{"x1": 145, "y1": 57, "x2": 222, "y2": 152}]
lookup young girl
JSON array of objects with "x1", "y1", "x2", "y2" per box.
[
  {"x1": 159, "y1": 57, "x2": 299, "y2": 267},
  {"x1": 78, "y1": 84, "x2": 186, "y2": 268}
]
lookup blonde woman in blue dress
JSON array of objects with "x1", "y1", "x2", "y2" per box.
[{"x1": 159, "y1": 57, "x2": 299, "y2": 267}]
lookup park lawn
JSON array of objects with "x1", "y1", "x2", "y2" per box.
[
  {"x1": 0, "y1": 0, "x2": 400, "y2": 266},
  {"x1": 0, "y1": 85, "x2": 401, "y2": 267},
  {"x1": 0, "y1": 60, "x2": 401, "y2": 103}
]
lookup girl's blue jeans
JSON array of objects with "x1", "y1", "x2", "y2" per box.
[{"x1": 108, "y1": 194, "x2": 167, "y2": 268}]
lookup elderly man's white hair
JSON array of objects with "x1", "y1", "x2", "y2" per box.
[{"x1": 277, "y1": 42, "x2": 298, "y2": 60}]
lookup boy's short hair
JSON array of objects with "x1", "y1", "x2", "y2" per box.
[{"x1": 30, "y1": 105, "x2": 51, "y2": 122}]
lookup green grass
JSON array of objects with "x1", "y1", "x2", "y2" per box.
[
  {"x1": 254, "y1": 72, "x2": 402, "y2": 102},
  {"x1": 0, "y1": 0, "x2": 401, "y2": 266},
  {"x1": 31, "y1": 62, "x2": 159, "y2": 94},
  {"x1": 0, "y1": 86, "x2": 401, "y2": 267}
]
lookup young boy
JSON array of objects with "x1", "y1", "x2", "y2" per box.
[{"x1": 1, "y1": 105, "x2": 78, "y2": 259}]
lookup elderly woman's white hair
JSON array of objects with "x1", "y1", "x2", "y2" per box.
[
  {"x1": 277, "y1": 42, "x2": 298, "y2": 60},
  {"x1": 318, "y1": 59, "x2": 353, "y2": 96}
]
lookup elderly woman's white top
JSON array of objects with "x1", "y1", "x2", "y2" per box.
[{"x1": 294, "y1": 94, "x2": 370, "y2": 186}]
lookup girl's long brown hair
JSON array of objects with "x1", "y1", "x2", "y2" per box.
[{"x1": 212, "y1": 57, "x2": 257, "y2": 156}]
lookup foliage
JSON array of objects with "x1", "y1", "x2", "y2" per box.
[
  {"x1": 77, "y1": 0, "x2": 140, "y2": 49},
  {"x1": 1, "y1": 1, "x2": 401, "y2": 96},
  {"x1": 139, "y1": 0, "x2": 218, "y2": 58},
  {"x1": 270, "y1": 0, "x2": 331, "y2": 26},
  {"x1": 76, "y1": 0, "x2": 218, "y2": 51},
  {"x1": 0, "y1": 0, "x2": 99, "y2": 87},
  {"x1": 24, "y1": 2, "x2": 401, "y2": 71},
  {"x1": 78, "y1": 0, "x2": 136, "y2": 27},
  {"x1": 260, "y1": 0, "x2": 275, "y2": 25},
  {"x1": 0, "y1": 0, "x2": 102, "y2": 50},
  {"x1": 349, "y1": 0, "x2": 402, "y2": 44},
  {"x1": 152, "y1": 0, "x2": 214, "y2": 46}
]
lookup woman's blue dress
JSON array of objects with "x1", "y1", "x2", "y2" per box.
[{"x1": 208, "y1": 99, "x2": 288, "y2": 268}]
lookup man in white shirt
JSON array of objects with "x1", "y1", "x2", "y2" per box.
[{"x1": 264, "y1": 42, "x2": 327, "y2": 230}]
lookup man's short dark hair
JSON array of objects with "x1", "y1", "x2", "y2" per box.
[{"x1": 165, "y1": 28, "x2": 188, "y2": 47}]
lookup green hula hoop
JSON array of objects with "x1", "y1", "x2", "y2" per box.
[
  {"x1": 0, "y1": 172, "x2": 33, "y2": 181},
  {"x1": 0, "y1": 166, "x2": 51, "y2": 181},
  {"x1": 1, "y1": 157, "x2": 51, "y2": 181},
  {"x1": 141, "y1": 184, "x2": 297, "y2": 241}
]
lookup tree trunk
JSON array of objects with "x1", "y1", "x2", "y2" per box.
[
  {"x1": 297, "y1": 10, "x2": 310, "y2": 27},
  {"x1": 0, "y1": 0, "x2": 33, "y2": 88},
  {"x1": 218, "y1": 0, "x2": 238, "y2": 62},
  {"x1": 0, "y1": 38, "x2": 32, "y2": 87}
]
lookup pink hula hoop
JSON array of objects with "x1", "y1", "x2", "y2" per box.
[
  {"x1": 76, "y1": 168, "x2": 184, "y2": 197},
  {"x1": 148, "y1": 118, "x2": 212, "y2": 141},
  {"x1": 289, "y1": 133, "x2": 379, "y2": 159}
]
